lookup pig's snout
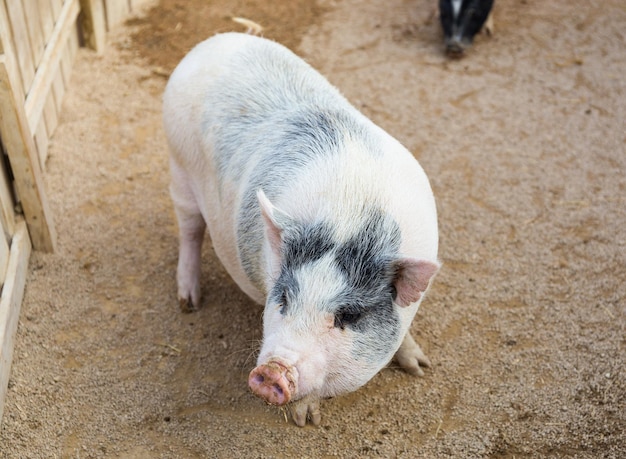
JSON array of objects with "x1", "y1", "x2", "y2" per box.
[{"x1": 248, "y1": 361, "x2": 297, "y2": 406}]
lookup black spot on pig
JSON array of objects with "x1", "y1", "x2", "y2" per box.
[
  {"x1": 282, "y1": 220, "x2": 336, "y2": 270},
  {"x1": 281, "y1": 110, "x2": 342, "y2": 160}
]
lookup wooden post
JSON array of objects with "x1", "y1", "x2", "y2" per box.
[
  {"x1": 0, "y1": 56, "x2": 57, "y2": 252},
  {"x1": 79, "y1": 0, "x2": 107, "y2": 54}
]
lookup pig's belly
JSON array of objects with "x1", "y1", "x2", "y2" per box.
[{"x1": 197, "y1": 177, "x2": 266, "y2": 306}]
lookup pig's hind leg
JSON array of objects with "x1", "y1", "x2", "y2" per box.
[
  {"x1": 394, "y1": 332, "x2": 431, "y2": 377},
  {"x1": 170, "y1": 159, "x2": 206, "y2": 312}
]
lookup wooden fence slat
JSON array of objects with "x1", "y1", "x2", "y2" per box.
[
  {"x1": 50, "y1": 63, "x2": 65, "y2": 114},
  {"x1": 24, "y1": 0, "x2": 79, "y2": 136},
  {"x1": 4, "y1": 1, "x2": 35, "y2": 93},
  {"x1": 33, "y1": 113, "x2": 50, "y2": 168},
  {"x1": 0, "y1": 55, "x2": 56, "y2": 252},
  {"x1": 40, "y1": 82, "x2": 59, "y2": 164},
  {"x1": 59, "y1": 20, "x2": 79, "y2": 90},
  {"x1": 36, "y1": 0, "x2": 56, "y2": 39},
  {"x1": 0, "y1": 1, "x2": 25, "y2": 101},
  {"x1": 49, "y1": 0, "x2": 62, "y2": 17},
  {"x1": 0, "y1": 221, "x2": 32, "y2": 426},
  {"x1": 22, "y1": 0, "x2": 46, "y2": 67},
  {"x1": 45, "y1": 76, "x2": 60, "y2": 133}
]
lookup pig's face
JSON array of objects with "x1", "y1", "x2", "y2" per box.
[
  {"x1": 260, "y1": 240, "x2": 402, "y2": 400},
  {"x1": 248, "y1": 191, "x2": 439, "y2": 405}
]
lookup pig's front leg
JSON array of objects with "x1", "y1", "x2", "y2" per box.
[
  {"x1": 170, "y1": 162, "x2": 206, "y2": 312},
  {"x1": 290, "y1": 395, "x2": 322, "y2": 427},
  {"x1": 175, "y1": 209, "x2": 205, "y2": 312},
  {"x1": 394, "y1": 332, "x2": 431, "y2": 377}
]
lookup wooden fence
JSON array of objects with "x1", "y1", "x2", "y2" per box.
[{"x1": 0, "y1": 0, "x2": 153, "y2": 425}]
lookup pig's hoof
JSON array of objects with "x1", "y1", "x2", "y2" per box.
[
  {"x1": 395, "y1": 336, "x2": 431, "y2": 377},
  {"x1": 290, "y1": 397, "x2": 321, "y2": 427},
  {"x1": 177, "y1": 278, "x2": 201, "y2": 313},
  {"x1": 178, "y1": 296, "x2": 197, "y2": 313}
]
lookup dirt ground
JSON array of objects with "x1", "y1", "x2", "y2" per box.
[{"x1": 1, "y1": 0, "x2": 625, "y2": 457}]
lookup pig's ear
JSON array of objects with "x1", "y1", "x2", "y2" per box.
[
  {"x1": 392, "y1": 258, "x2": 440, "y2": 307},
  {"x1": 257, "y1": 189, "x2": 288, "y2": 256}
]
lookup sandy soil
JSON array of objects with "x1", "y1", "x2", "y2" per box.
[{"x1": 1, "y1": 0, "x2": 625, "y2": 457}]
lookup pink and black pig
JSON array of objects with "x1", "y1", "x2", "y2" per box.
[
  {"x1": 439, "y1": 0, "x2": 494, "y2": 56},
  {"x1": 163, "y1": 33, "x2": 440, "y2": 426}
]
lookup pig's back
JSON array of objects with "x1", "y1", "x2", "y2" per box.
[{"x1": 164, "y1": 32, "x2": 360, "y2": 172}]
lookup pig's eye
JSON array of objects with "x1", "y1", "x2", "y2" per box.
[
  {"x1": 278, "y1": 290, "x2": 288, "y2": 314},
  {"x1": 390, "y1": 285, "x2": 398, "y2": 301},
  {"x1": 334, "y1": 310, "x2": 362, "y2": 329}
]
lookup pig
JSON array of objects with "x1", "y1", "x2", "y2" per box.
[
  {"x1": 439, "y1": 0, "x2": 494, "y2": 56},
  {"x1": 162, "y1": 32, "x2": 440, "y2": 426}
]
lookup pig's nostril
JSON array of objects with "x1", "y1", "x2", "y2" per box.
[{"x1": 248, "y1": 363, "x2": 294, "y2": 405}]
